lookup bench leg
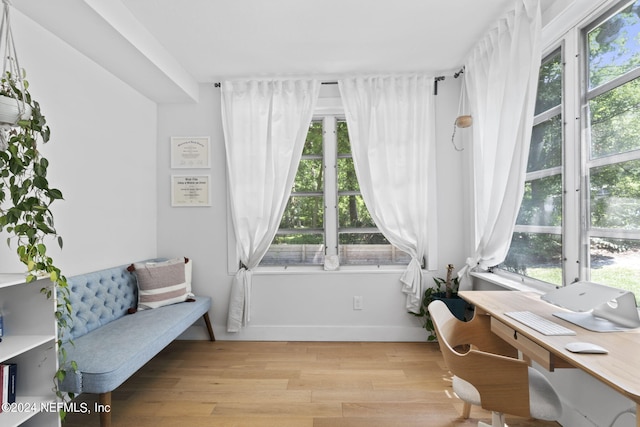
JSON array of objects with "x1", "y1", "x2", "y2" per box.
[
  {"x1": 98, "y1": 392, "x2": 111, "y2": 427},
  {"x1": 203, "y1": 312, "x2": 215, "y2": 341}
]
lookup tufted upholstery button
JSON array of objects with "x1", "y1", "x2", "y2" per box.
[{"x1": 65, "y1": 265, "x2": 140, "y2": 340}]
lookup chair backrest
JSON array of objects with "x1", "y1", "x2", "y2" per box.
[{"x1": 428, "y1": 300, "x2": 532, "y2": 418}]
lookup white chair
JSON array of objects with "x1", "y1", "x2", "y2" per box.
[{"x1": 428, "y1": 299, "x2": 562, "y2": 427}]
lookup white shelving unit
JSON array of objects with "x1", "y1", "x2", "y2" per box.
[{"x1": 0, "y1": 274, "x2": 60, "y2": 427}]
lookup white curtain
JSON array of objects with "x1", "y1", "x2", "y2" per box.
[
  {"x1": 338, "y1": 75, "x2": 437, "y2": 314},
  {"x1": 221, "y1": 79, "x2": 320, "y2": 332},
  {"x1": 460, "y1": 0, "x2": 541, "y2": 282}
]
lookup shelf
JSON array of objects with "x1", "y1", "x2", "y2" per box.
[
  {"x1": 0, "y1": 395, "x2": 58, "y2": 426},
  {"x1": 0, "y1": 336, "x2": 56, "y2": 363},
  {"x1": 0, "y1": 274, "x2": 27, "y2": 289},
  {"x1": 0, "y1": 276, "x2": 60, "y2": 427}
]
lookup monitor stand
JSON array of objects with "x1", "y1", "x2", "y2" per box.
[{"x1": 543, "y1": 282, "x2": 640, "y2": 332}]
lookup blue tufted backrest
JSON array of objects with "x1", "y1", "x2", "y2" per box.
[{"x1": 62, "y1": 265, "x2": 139, "y2": 340}]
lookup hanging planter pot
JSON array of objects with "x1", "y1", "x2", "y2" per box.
[
  {"x1": 0, "y1": 93, "x2": 30, "y2": 125},
  {"x1": 451, "y1": 70, "x2": 471, "y2": 151},
  {"x1": 0, "y1": 0, "x2": 31, "y2": 132}
]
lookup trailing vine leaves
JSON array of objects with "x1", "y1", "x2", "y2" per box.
[{"x1": 0, "y1": 70, "x2": 76, "y2": 415}]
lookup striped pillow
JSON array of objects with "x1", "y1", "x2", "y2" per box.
[{"x1": 131, "y1": 258, "x2": 189, "y2": 310}]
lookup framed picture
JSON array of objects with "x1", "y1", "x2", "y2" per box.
[
  {"x1": 171, "y1": 175, "x2": 211, "y2": 207},
  {"x1": 170, "y1": 136, "x2": 210, "y2": 168}
]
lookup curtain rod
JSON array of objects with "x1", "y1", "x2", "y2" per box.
[
  {"x1": 214, "y1": 75, "x2": 453, "y2": 95},
  {"x1": 213, "y1": 81, "x2": 338, "y2": 87},
  {"x1": 214, "y1": 77, "x2": 446, "y2": 87}
]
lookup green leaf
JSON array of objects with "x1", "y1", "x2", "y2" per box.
[
  {"x1": 36, "y1": 222, "x2": 55, "y2": 234},
  {"x1": 33, "y1": 176, "x2": 48, "y2": 189},
  {"x1": 47, "y1": 188, "x2": 63, "y2": 200}
]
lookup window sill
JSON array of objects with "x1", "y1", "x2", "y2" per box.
[
  {"x1": 254, "y1": 264, "x2": 409, "y2": 275},
  {"x1": 470, "y1": 271, "x2": 553, "y2": 294}
]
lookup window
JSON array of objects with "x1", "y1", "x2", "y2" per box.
[
  {"x1": 261, "y1": 115, "x2": 409, "y2": 267},
  {"x1": 501, "y1": 0, "x2": 640, "y2": 301},
  {"x1": 502, "y1": 50, "x2": 564, "y2": 286}
]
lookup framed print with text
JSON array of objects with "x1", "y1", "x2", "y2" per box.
[
  {"x1": 171, "y1": 175, "x2": 211, "y2": 207},
  {"x1": 171, "y1": 136, "x2": 210, "y2": 168}
]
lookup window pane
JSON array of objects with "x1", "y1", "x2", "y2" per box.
[
  {"x1": 303, "y1": 122, "x2": 323, "y2": 155},
  {"x1": 590, "y1": 237, "x2": 640, "y2": 302},
  {"x1": 590, "y1": 159, "x2": 640, "y2": 230},
  {"x1": 337, "y1": 157, "x2": 360, "y2": 192},
  {"x1": 502, "y1": 233, "x2": 563, "y2": 286},
  {"x1": 262, "y1": 234, "x2": 324, "y2": 265},
  {"x1": 280, "y1": 196, "x2": 324, "y2": 229},
  {"x1": 336, "y1": 120, "x2": 350, "y2": 154},
  {"x1": 587, "y1": 1, "x2": 640, "y2": 89},
  {"x1": 338, "y1": 195, "x2": 375, "y2": 228},
  {"x1": 516, "y1": 175, "x2": 562, "y2": 227},
  {"x1": 528, "y1": 116, "x2": 562, "y2": 172},
  {"x1": 589, "y1": 77, "x2": 640, "y2": 159},
  {"x1": 339, "y1": 233, "x2": 410, "y2": 265},
  {"x1": 337, "y1": 120, "x2": 359, "y2": 192},
  {"x1": 535, "y1": 51, "x2": 562, "y2": 115},
  {"x1": 340, "y1": 232, "x2": 389, "y2": 244},
  {"x1": 294, "y1": 159, "x2": 323, "y2": 192},
  {"x1": 503, "y1": 42, "x2": 564, "y2": 285}
]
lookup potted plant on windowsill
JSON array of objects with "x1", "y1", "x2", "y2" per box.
[{"x1": 410, "y1": 263, "x2": 468, "y2": 341}]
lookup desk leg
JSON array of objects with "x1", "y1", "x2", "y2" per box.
[{"x1": 637, "y1": 403, "x2": 639, "y2": 427}]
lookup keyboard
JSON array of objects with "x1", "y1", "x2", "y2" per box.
[{"x1": 505, "y1": 311, "x2": 576, "y2": 336}]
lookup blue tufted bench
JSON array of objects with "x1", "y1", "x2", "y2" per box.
[{"x1": 58, "y1": 263, "x2": 214, "y2": 427}]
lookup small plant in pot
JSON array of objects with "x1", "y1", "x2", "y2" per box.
[
  {"x1": 432, "y1": 263, "x2": 467, "y2": 319},
  {"x1": 410, "y1": 264, "x2": 468, "y2": 341}
]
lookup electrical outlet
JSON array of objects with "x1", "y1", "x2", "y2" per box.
[{"x1": 353, "y1": 296, "x2": 364, "y2": 310}]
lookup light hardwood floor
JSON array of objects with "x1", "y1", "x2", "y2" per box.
[{"x1": 62, "y1": 340, "x2": 560, "y2": 427}]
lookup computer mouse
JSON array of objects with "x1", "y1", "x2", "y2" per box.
[{"x1": 565, "y1": 342, "x2": 608, "y2": 354}]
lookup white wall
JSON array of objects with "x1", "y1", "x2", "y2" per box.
[
  {"x1": 0, "y1": 11, "x2": 158, "y2": 276},
  {"x1": 157, "y1": 77, "x2": 467, "y2": 341}
]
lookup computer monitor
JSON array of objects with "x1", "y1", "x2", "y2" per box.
[{"x1": 541, "y1": 281, "x2": 640, "y2": 332}]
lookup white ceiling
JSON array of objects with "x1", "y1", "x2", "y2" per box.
[{"x1": 12, "y1": 0, "x2": 564, "y2": 103}]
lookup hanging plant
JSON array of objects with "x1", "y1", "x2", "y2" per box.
[{"x1": 0, "y1": 0, "x2": 75, "y2": 417}]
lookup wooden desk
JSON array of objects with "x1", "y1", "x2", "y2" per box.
[{"x1": 459, "y1": 290, "x2": 640, "y2": 427}]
